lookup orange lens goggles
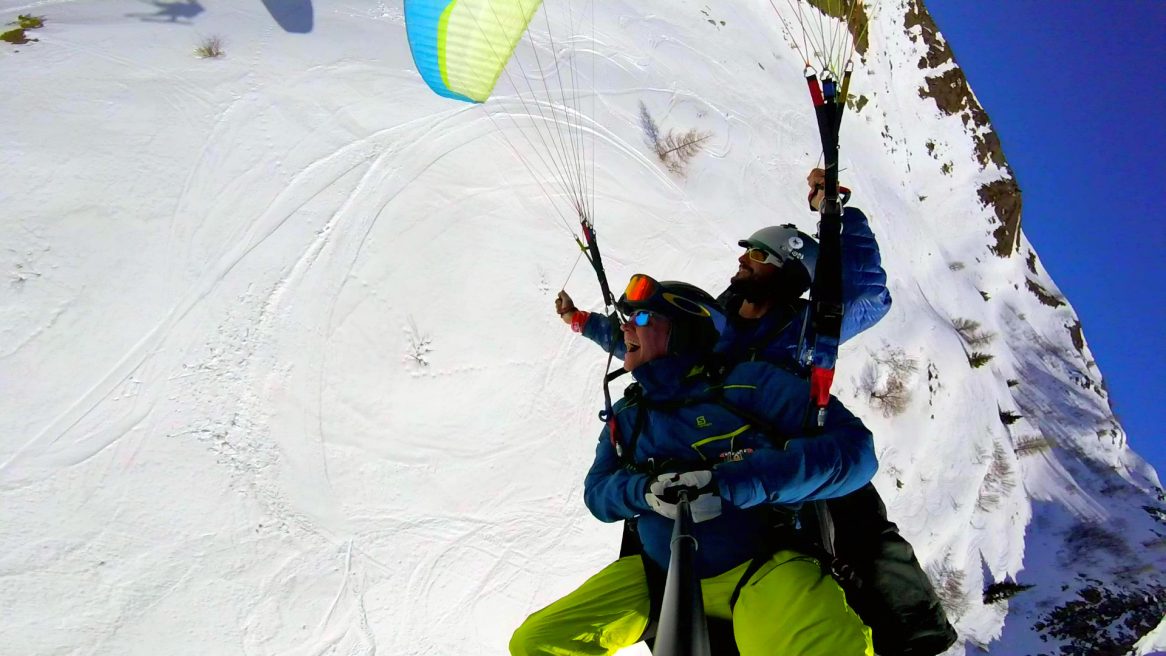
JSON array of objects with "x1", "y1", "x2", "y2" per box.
[
  {"x1": 746, "y1": 247, "x2": 783, "y2": 267},
  {"x1": 623, "y1": 274, "x2": 659, "y2": 303}
]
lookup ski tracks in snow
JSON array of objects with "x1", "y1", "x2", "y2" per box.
[
  {"x1": 141, "y1": 94, "x2": 574, "y2": 650},
  {"x1": 5, "y1": 19, "x2": 666, "y2": 645},
  {"x1": 2, "y1": 74, "x2": 527, "y2": 647}
]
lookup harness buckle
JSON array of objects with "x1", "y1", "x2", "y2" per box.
[{"x1": 718, "y1": 448, "x2": 754, "y2": 463}]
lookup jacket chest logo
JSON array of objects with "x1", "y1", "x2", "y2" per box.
[{"x1": 695, "y1": 416, "x2": 711, "y2": 428}]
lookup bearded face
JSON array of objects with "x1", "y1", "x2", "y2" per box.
[{"x1": 729, "y1": 252, "x2": 811, "y2": 303}]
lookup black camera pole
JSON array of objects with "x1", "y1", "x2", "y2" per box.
[{"x1": 653, "y1": 492, "x2": 712, "y2": 656}]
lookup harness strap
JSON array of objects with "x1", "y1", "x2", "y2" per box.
[
  {"x1": 727, "y1": 518, "x2": 843, "y2": 611},
  {"x1": 642, "y1": 553, "x2": 668, "y2": 637},
  {"x1": 812, "y1": 500, "x2": 837, "y2": 558},
  {"x1": 626, "y1": 397, "x2": 649, "y2": 464},
  {"x1": 618, "y1": 376, "x2": 724, "y2": 471},
  {"x1": 728, "y1": 556, "x2": 768, "y2": 611}
]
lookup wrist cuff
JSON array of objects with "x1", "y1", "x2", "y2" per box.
[{"x1": 570, "y1": 310, "x2": 590, "y2": 333}]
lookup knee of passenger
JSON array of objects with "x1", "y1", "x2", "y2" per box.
[{"x1": 508, "y1": 617, "x2": 535, "y2": 656}]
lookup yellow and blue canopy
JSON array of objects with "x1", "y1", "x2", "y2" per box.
[{"x1": 404, "y1": 0, "x2": 544, "y2": 104}]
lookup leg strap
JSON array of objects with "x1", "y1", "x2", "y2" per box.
[
  {"x1": 728, "y1": 556, "x2": 768, "y2": 611},
  {"x1": 638, "y1": 553, "x2": 667, "y2": 643}
]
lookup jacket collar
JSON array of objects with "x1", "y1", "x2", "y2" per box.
[{"x1": 630, "y1": 355, "x2": 704, "y2": 400}]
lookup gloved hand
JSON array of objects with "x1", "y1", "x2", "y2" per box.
[
  {"x1": 807, "y1": 167, "x2": 826, "y2": 211},
  {"x1": 807, "y1": 166, "x2": 850, "y2": 210},
  {"x1": 645, "y1": 471, "x2": 722, "y2": 523},
  {"x1": 555, "y1": 290, "x2": 577, "y2": 324}
]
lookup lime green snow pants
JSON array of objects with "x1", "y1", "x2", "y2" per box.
[{"x1": 510, "y1": 550, "x2": 873, "y2": 655}]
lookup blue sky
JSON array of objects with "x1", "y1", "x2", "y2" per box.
[{"x1": 924, "y1": 1, "x2": 1166, "y2": 481}]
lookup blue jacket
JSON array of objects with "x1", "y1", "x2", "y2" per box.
[
  {"x1": 583, "y1": 356, "x2": 877, "y2": 578},
  {"x1": 581, "y1": 207, "x2": 891, "y2": 371}
]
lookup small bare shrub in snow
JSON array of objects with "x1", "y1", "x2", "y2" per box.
[
  {"x1": 880, "y1": 462, "x2": 903, "y2": 481},
  {"x1": 536, "y1": 265, "x2": 550, "y2": 294},
  {"x1": 656, "y1": 129, "x2": 710, "y2": 175},
  {"x1": 860, "y1": 347, "x2": 919, "y2": 417},
  {"x1": 927, "y1": 556, "x2": 969, "y2": 620},
  {"x1": 976, "y1": 441, "x2": 1015, "y2": 512},
  {"x1": 1013, "y1": 435, "x2": 1053, "y2": 456},
  {"x1": 967, "y1": 330, "x2": 995, "y2": 347},
  {"x1": 866, "y1": 373, "x2": 909, "y2": 416},
  {"x1": 10, "y1": 263, "x2": 41, "y2": 286},
  {"x1": 967, "y1": 351, "x2": 993, "y2": 368},
  {"x1": 405, "y1": 317, "x2": 433, "y2": 368},
  {"x1": 637, "y1": 100, "x2": 710, "y2": 176},
  {"x1": 953, "y1": 317, "x2": 995, "y2": 347},
  {"x1": 638, "y1": 101, "x2": 660, "y2": 148},
  {"x1": 952, "y1": 317, "x2": 978, "y2": 333},
  {"x1": 971, "y1": 442, "x2": 989, "y2": 465},
  {"x1": 195, "y1": 35, "x2": 225, "y2": 59}
]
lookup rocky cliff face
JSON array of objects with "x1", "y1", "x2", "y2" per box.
[
  {"x1": 905, "y1": 1, "x2": 1021, "y2": 260},
  {"x1": 867, "y1": 2, "x2": 1166, "y2": 652}
]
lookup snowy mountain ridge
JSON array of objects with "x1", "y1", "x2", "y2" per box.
[{"x1": 1, "y1": 1, "x2": 1162, "y2": 654}]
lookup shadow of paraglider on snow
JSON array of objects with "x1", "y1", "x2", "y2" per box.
[
  {"x1": 126, "y1": 0, "x2": 206, "y2": 24},
  {"x1": 260, "y1": 0, "x2": 314, "y2": 34}
]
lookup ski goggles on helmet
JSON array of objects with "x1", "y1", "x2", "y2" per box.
[
  {"x1": 618, "y1": 274, "x2": 714, "y2": 321},
  {"x1": 738, "y1": 224, "x2": 817, "y2": 278},
  {"x1": 623, "y1": 273, "x2": 659, "y2": 305}
]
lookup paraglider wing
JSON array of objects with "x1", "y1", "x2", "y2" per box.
[{"x1": 404, "y1": 0, "x2": 544, "y2": 103}]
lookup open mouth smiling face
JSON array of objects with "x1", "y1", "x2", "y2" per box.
[{"x1": 621, "y1": 314, "x2": 671, "y2": 371}]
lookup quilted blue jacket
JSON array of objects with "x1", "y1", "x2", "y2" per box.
[{"x1": 583, "y1": 356, "x2": 877, "y2": 578}]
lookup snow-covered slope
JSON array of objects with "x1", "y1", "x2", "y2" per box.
[{"x1": 1, "y1": 1, "x2": 1161, "y2": 654}]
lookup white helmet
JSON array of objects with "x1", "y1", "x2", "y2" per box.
[{"x1": 738, "y1": 224, "x2": 819, "y2": 282}]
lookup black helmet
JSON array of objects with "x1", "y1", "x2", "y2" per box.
[{"x1": 617, "y1": 274, "x2": 721, "y2": 355}]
